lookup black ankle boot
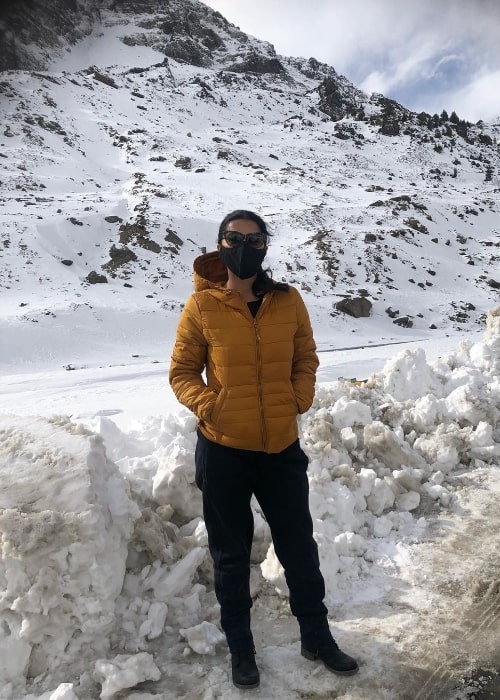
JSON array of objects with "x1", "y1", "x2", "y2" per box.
[
  {"x1": 301, "y1": 639, "x2": 359, "y2": 675},
  {"x1": 231, "y1": 649, "x2": 260, "y2": 689}
]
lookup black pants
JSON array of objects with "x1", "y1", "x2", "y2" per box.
[{"x1": 195, "y1": 430, "x2": 330, "y2": 653}]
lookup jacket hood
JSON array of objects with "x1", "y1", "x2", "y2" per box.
[{"x1": 193, "y1": 250, "x2": 228, "y2": 292}]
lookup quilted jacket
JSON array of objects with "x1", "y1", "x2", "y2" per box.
[{"x1": 169, "y1": 251, "x2": 319, "y2": 453}]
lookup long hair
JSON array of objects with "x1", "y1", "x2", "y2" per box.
[{"x1": 218, "y1": 210, "x2": 289, "y2": 296}]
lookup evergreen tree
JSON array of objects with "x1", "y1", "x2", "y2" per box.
[
  {"x1": 456, "y1": 120, "x2": 469, "y2": 140},
  {"x1": 417, "y1": 111, "x2": 428, "y2": 126}
]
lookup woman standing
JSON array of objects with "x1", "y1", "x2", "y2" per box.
[{"x1": 169, "y1": 210, "x2": 358, "y2": 689}]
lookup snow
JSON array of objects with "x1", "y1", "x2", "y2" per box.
[
  {"x1": 92, "y1": 653, "x2": 161, "y2": 699},
  {"x1": 0, "y1": 415, "x2": 139, "y2": 692},
  {"x1": 1, "y1": 308, "x2": 499, "y2": 699}
]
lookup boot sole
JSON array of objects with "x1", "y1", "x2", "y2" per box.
[
  {"x1": 301, "y1": 648, "x2": 359, "y2": 676},
  {"x1": 233, "y1": 680, "x2": 260, "y2": 689}
]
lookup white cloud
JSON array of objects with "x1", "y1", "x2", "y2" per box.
[{"x1": 423, "y1": 68, "x2": 500, "y2": 122}]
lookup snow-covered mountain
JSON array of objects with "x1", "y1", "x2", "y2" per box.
[{"x1": 1, "y1": 0, "x2": 499, "y2": 370}]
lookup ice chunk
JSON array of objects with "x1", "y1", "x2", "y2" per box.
[
  {"x1": 179, "y1": 621, "x2": 225, "y2": 655},
  {"x1": 93, "y1": 652, "x2": 161, "y2": 699}
]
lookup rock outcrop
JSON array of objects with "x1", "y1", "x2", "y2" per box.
[{"x1": 0, "y1": 0, "x2": 101, "y2": 70}]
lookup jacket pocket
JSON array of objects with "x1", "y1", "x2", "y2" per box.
[
  {"x1": 210, "y1": 388, "x2": 226, "y2": 423},
  {"x1": 288, "y1": 381, "x2": 300, "y2": 413}
]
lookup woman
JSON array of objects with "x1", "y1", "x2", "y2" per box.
[{"x1": 169, "y1": 210, "x2": 358, "y2": 689}]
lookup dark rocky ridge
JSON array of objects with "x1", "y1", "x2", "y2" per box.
[{"x1": 0, "y1": 0, "x2": 101, "y2": 71}]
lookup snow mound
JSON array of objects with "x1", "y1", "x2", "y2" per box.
[{"x1": 0, "y1": 416, "x2": 140, "y2": 695}]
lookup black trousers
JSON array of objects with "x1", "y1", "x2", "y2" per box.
[{"x1": 195, "y1": 430, "x2": 330, "y2": 653}]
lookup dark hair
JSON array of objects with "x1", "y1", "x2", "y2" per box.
[{"x1": 218, "y1": 210, "x2": 289, "y2": 296}]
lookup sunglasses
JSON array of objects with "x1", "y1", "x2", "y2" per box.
[{"x1": 222, "y1": 230, "x2": 267, "y2": 248}]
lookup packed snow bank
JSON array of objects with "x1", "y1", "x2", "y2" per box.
[
  {"x1": 0, "y1": 308, "x2": 499, "y2": 698},
  {"x1": 263, "y1": 307, "x2": 500, "y2": 600},
  {"x1": 0, "y1": 416, "x2": 139, "y2": 697}
]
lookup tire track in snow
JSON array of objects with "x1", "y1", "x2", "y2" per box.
[
  {"x1": 405, "y1": 479, "x2": 500, "y2": 700},
  {"x1": 413, "y1": 581, "x2": 500, "y2": 699}
]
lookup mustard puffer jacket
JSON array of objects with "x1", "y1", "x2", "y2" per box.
[{"x1": 169, "y1": 251, "x2": 319, "y2": 453}]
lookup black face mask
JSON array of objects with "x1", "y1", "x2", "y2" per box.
[{"x1": 219, "y1": 242, "x2": 266, "y2": 279}]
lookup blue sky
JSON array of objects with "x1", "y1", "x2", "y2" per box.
[{"x1": 204, "y1": 0, "x2": 500, "y2": 122}]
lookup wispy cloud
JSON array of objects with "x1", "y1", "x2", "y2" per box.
[
  {"x1": 204, "y1": 0, "x2": 500, "y2": 120},
  {"x1": 422, "y1": 67, "x2": 500, "y2": 121}
]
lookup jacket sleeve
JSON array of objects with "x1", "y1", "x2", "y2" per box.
[
  {"x1": 291, "y1": 289, "x2": 319, "y2": 414},
  {"x1": 169, "y1": 294, "x2": 218, "y2": 420}
]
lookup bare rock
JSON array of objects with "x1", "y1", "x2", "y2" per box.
[
  {"x1": 119, "y1": 222, "x2": 161, "y2": 253},
  {"x1": 174, "y1": 156, "x2": 192, "y2": 170},
  {"x1": 393, "y1": 316, "x2": 414, "y2": 328},
  {"x1": 86, "y1": 271, "x2": 108, "y2": 284},
  {"x1": 335, "y1": 297, "x2": 372, "y2": 318}
]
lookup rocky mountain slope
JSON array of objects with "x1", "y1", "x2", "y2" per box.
[
  {"x1": 0, "y1": 0, "x2": 499, "y2": 368},
  {"x1": 0, "y1": 0, "x2": 101, "y2": 71}
]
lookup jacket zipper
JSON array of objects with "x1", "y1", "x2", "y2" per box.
[
  {"x1": 253, "y1": 317, "x2": 267, "y2": 451},
  {"x1": 230, "y1": 290, "x2": 270, "y2": 452}
]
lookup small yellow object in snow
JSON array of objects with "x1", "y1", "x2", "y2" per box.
[{"x1": 338, "y1": 376, "x2": 367, "y2": 386}]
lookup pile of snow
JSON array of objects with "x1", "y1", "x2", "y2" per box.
[
  {"x1": 0, "y1": 307, "x2": 499, "y2": 698},
  {"x1": 0, "y1": 417, "x2": 139, "y2": 698}
]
